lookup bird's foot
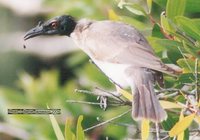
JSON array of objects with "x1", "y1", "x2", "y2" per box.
[{"x1": 97, "y1": 96, "x2": 108, "y2": 110}]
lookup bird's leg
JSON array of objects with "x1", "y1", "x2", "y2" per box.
[
  {"x1": 97, "y1": 95, "x2": 108, "y2": 110},
  {"x1": 95, "y1": 87, "x2": 123, "y2": 110}
]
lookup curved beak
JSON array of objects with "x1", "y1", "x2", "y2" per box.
[{"x1": 24, "y1": 25, "x2": 44, "y2": 41}]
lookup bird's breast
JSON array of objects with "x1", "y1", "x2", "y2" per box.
[
  {"x1": 70, "y1": 22, "x2": 131, "y2": 88},
  {"x1": 92, "y1": 59, "x2": 130, "y2": 88}
]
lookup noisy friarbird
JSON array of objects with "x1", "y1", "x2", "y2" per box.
[{"x1": 24, "y1": 15, "x2": 182, "y2": 122}]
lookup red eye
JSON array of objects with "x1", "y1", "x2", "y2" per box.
[{"x1": 51, "y1": 22, "x2": 58, "y2": 29}]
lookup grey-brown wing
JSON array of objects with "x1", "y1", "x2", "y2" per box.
[{"x1": 83, "y1": 20, "x2": 165, "y2": 72}]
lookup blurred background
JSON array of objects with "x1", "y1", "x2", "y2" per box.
[{"x1": 0, "y1": 0, "x2": 200, "y2": 140}]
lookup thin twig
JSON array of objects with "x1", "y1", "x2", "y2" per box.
[
  {"x1": 191, "y1": 132, "x2": 200, "y2": 140},
  {"x1": 75, "y1": 89, "x2": 96, "y2": 95},
  {"x1": 110, "y1": 121, "x2": 170, "y2": 134},
  {"x1": 75, "y1": 88, "x2": 124, "y2": 102},
  {"x1": 108, "y1": 100, "x2": 132, "y2": 106},
  {"x1": 84, "y1": 109, "x2": 131, "y2": 132},
  {"x1": 167, "y1": 19, "x2": 197, "y2": 46},
  {"x1": 157, "y1": 88, "x2": 192, "y2": 99},
  {"x1": 148, "y1": 12, "x2": 174, "y2": 40},
  {"x1": 148, "y1": 14, "x2": 156, "y2": 25},
  {"x1": 66, "y1": 100, "x2": 130, "y2": 107},
  {"x1": 183, "y1": 83, "x2": 200, "y2": 86},
  {"x1": 66, "y1": 100, "x2": 104, "y2": 106},
  {"x1": 156, "y1": 88, "x2": 191, "y2": 95},
  {"x1": 160, "y1": 135, "x2": 169, "y2": 140},
  {"x1": 94, "y1": 87, "x2": 124, "y2": 102},
  {"x1": 107, "y1": 122, "x2": 135, "y2": 128},
  {"x1": 160, "y1": 129, "x2": 200, "y2": 140},
  {"x1": 177, "y1": 46, "x2": 195, "y2": 77},
  {"x1": 175, "y1": 30, "x2": 196, "y2": 46},
  {"x1": 158, "y1": 92, "x2": 179, "y2": 99},
  {"x1": 137, "y1": 129, "x2": 168, "y2": 134},
  {"x1": 189, "y1": 129, "x2": 200, "y2": 133},
  {"x1": 195, "y1": 58, "x2": 199, "y2": 101}
]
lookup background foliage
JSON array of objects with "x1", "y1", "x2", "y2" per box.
[{"x1": 0, "y1": 0, "x2": 200, "y2": 139}]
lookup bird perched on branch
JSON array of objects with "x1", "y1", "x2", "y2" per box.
[{"x1": 24, "y1": 15, "x2": 182, "y2": 122}]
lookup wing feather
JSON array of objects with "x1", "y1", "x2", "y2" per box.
[
  {"x1": 82, "y1": 21, "x2": 164, "y2": 70},
  {"x1": 73, "y1": 20, "x2": 180, "y2": 75}
]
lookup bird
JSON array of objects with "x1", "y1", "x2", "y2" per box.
[{"x1": 24, "y1": 15, "x2": 182, "y2": 122}]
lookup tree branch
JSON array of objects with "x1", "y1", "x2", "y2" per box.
[
  {"x1": 84, "y1": 109, "x2": 131, "y2": 132},
  {"x1": 195, "y1": 58, "x2": 199, "y2": 101}
]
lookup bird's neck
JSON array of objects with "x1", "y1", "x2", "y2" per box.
[{"x1": 72, "y1": 19, "x2": 93, "y2": 34}]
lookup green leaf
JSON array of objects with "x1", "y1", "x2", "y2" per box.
[
  {"x1": 48, "y1": 105, "x2": 65, "y2": 140},
  {"x1": 184, "y1": 128, "x2": 189, "y2": 140},
  {"x1": 182, "y1": 41, "x2": 200, "y2": 58},
  {"x1": 192, "y1": 19, "x2": 200, "y2": 31},
  {"x1": 162, "y1": 112, "x2": 179, "y2": 137},
  {"x1": 152, "y1": 24, "x2": 165, "y2": 38},
  {"x1": 177, "y1": 73, "x2": 195, "y2": 84},
  {"x1": 76, "y1": 115, "x2": 85, "y2": 140},
  {"x1": 104, "y1": 123, "x2": 127, "y2": 139},
  {"x1": 175, "y1": 16, "x2": 200, "y2": 41},
  {"x1": 177, "y1": 58, "x2": 200, "y2": 73},
  {"x1": 125, "y1": 3, "x2": 147, "y2": 16},
  {"x1": 148, "y1": 37, "x2": 182, "y2": 52},
  {"x1": 148, "y1": 37, "x2": 183, "y2": 64},
  {"x1": 153, "y1": 0, "x2": 167, "y2": 8},
  {"x1": 185, "y1": 0, "x2": 200, "y2": 13},
  {"x1": 65, "y1": 119, "x2": 76, "y2": 140},
  {"x1": 160, "y1": 12, "x2": 173, "y2": 32},
  {"x1": 108, "y1": 10, "x2": 149, "y2": 30},
  {"x1": 120, "y1": 16, "x2": 148, "y2": 30},
  {"x1": 167, "y1": 49, "x2": 183, "y2": 64},
  {"x1": 147, "y1": 0, "x2": 152, "y2": 13},
  {"x1": 118, "y1": 0, "x2": 147, "y2": 16},
  {"x1": 164, "y1": 76, "x2": 176, "y2": 88},
  {"x1": 166, "y1": 0, "x2": 186, "y2": 20}
]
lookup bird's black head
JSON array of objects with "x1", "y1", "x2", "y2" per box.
[{"x1": 24, "y1": 15, "x2": 76, "y2": 40}]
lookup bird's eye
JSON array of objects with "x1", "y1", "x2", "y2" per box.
[{"x1": 51, "y1": 22, "x2": 58, "y2": 29}]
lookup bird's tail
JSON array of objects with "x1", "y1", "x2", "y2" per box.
[{"x1": 125, "y1": 67, "x2": 167, "y2": 122}]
